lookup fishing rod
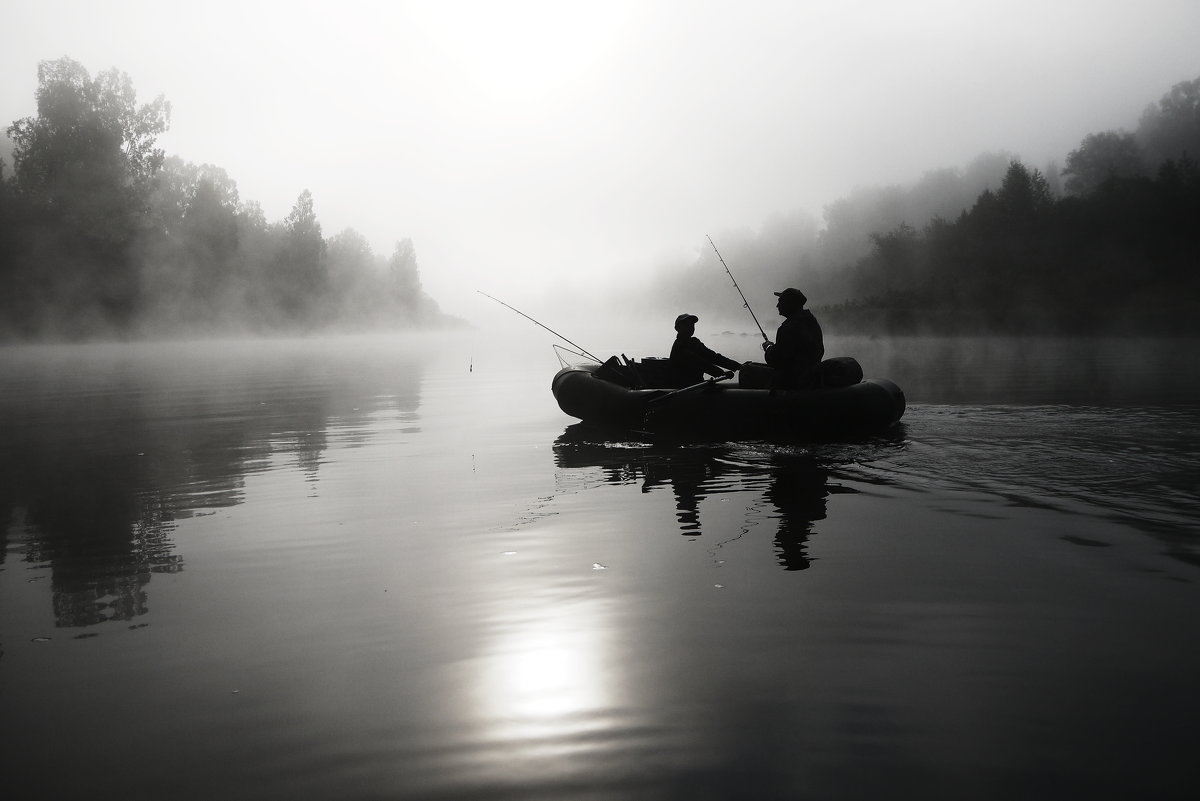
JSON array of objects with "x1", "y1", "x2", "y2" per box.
[
  {"x1": 476, "y1": 290, "x2": 603, "y2": 363},
  {"x1": 707, "y1": 235, "x2": 769, "y2": 344}
]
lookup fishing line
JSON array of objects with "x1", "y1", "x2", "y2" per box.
[
  {"x1": 477, "y1": 290, "x2": 602, "y2": 363},
  {"x1": 708, "y1": 235, "x2": 770, "y2": 344}
]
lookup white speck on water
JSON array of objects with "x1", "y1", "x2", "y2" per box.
[{"x1": 592, "y1": 563, "x2": 608, "y2": 570}]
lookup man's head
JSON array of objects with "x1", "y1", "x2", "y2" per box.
[
  {"x1": 774, "y1": 288, "x2": 807, "y2": 316},
  {"x1": 674, "y1": 313, "x2": 699, "y2": 334}
]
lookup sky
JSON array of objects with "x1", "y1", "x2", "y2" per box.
[{"x1": 2, "y1": 0, "x2": 1199, "y2": 319}]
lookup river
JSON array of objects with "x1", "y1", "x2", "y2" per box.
[{"x1": 1, "y1": 332, "x2": 1197, "y2": 800}]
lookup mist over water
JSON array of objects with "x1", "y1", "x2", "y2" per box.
[
  {"x1": 4, "y1": 20, "x2": 1199, "y2": 337},
  {"x1": 493, "y1": 308, "x2": 1200, "y2": 405},
  {"x1": 1, "y1": 332, "x2": 1197, "y2": 799},
  {"x1": 3, "y1": 4, "x2": 1199, "y2": 796}
]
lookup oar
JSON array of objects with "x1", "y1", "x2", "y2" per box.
[{"x1": 645, "y1": 372, "x2": 734, "y2": 407}]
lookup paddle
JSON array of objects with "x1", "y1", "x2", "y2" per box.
[{"x1": 645, "y1": 371, "x2": 734, "y2": 407}]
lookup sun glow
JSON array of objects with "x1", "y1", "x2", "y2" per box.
[
  {"x1": 413, "y1": 1, "x2": 636, "y2": 103},
  {"x1": 490, "y1": 636, "x2": 602, "y2": 721},
  {"x1": 475, "y1": 599, "x2": 613, "y2": 747}
]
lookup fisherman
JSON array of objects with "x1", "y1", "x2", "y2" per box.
[
  {"x1": 669, "y1": 313, "x2": 742, "y2": 388},
  {"x1": 761, "y1": 288, "x2": 824, "y2": 390}
]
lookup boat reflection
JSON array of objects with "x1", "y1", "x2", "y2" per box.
[
  {"x1": 553, "y1": 424, "x2": 905, "y2": 570},
  {"x1": 762, "y1": 454, "x2": 832, "y2": 570}
]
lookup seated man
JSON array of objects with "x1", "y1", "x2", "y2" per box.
[
  {"x1": 762, "y1": 288, "x2": 824, "y2": 390},
  {"x1": 669, "y1": 313, "x2": 742, "y2": 387}
]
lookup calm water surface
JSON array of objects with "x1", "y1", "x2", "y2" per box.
[{"x1": 1, "y1": 333, "x2": 1198, "y2": 800}]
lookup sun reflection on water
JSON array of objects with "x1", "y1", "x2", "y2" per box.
[{"x1": 475, "y1": 600, "x2": 615, "y2": 756}]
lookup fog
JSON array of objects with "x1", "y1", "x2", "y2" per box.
[{"x1": 2, "y1": 0, "x2": 1199, "y2": 333}]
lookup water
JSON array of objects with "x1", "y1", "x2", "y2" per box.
[{"x1": 1, "y1": 333, "x2": 1198, "y2": 800}]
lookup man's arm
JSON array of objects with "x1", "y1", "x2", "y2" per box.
[{"x1": 763, "y1": 321, "x2": 797, "y2": 368}]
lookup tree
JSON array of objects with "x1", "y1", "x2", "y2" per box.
[
  {"x1": 1061, "y1": 131, "x2": 1144, "y2": 196},
  {"x1": 4, "y1": 57, "x2": 170, "y2": 331},
  {"x1": 285, "y1": 189, "x2": 322, "y2": 243},
  {"x1": 325, "y1": 228, "x2": 378, "y2": 321},
  {"x1": 7, "y1": 57, "x2": 169, "y2": 232},
  {"x1": 268, "y1": 189, "x2": 326, "y2": 324},
  {"x1": 1137, "y1": 76, "x2": 1200, "y2": 168},
  {"x1": 1043, "y1": 160, "x2": 1063, "y2": 198},
  {"x1": 862, "y1": 222, "x2": 920, "y2": 296},
  {"x1": 997, "y1": 161, "x2": 1054, "y2": 223},
  {"x1": 815, "y1": 151, "x2": 1012, "y2": 288},
  {"x1": 388, "y1": 237, "x2": 423, "y2": 311},
  {"x1": 0, "y1": 157, "x2": 20, "y2": 334},
  {"x1": 150, "y1": 157, "x2": 240, "y2": 233},
  {"x1": 140, "y1": 158, "x2": 242, "y2": 328}
]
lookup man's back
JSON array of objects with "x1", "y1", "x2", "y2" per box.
[{"x1": 766, "y1": 310, "x2": 824, "y2": 389}]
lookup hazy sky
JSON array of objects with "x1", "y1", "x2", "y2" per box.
[{"x1": 3, "y1": 0, "x2": 1198, "y2": 317}]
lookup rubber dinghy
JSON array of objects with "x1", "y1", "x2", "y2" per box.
[{"x1": 551, "y1": 356, "x2": 905, "y2": 436}]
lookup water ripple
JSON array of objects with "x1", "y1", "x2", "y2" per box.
[{"x1": 862, "y1": 404, "x2": 1200, "y2": 559}]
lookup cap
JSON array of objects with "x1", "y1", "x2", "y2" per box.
[
  {"x1": 674, "y1": 313, "x2": 699, "y2": 330},
  {"x1": 774, "y1": 288, "x2": 807, "y2": 306}
]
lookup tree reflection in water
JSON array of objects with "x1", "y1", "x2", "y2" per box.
[
  {"x1": 0, "y1": 340, "x2": 426, "y2": 631},
  {"x1": 553, "y1": 424, "x2": 905, "y2": 571}
]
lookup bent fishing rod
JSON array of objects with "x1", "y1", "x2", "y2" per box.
[
  {"x1": 476, "y1": 290, "x2": 603, "y2": 363},
  {"x1": 707, "y1": 235, "x2": 769, "y2": 345}
]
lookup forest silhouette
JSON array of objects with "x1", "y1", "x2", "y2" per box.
[
  {"x1": 2, "y1": 58, "x2": 1197, "y2": 340},
  {"x1": 824, "y1": 150, "x2": 1200, "y2": 335},
  {"x1": 0, "y1": 58, "x2": 457, "y2": 340},
  {"x1": 641, "y1": 76, "x2": 1199, "y2": 336}
]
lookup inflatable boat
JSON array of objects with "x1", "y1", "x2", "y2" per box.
[{"x1": 551, "y1": 356, "x2": 905, "y2": 436}]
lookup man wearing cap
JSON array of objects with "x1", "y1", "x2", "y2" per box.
[
  {"x1": 761, "y1": 288, "x2": 824, "y2": 390},
  {"x1": 669, "y1": 313, "x2": 742, "y2": 388}
]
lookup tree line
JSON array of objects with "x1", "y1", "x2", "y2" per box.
[
  {"x1": 0, "y1": 57, "x2": 456, "y2": 341},
  {"x1": 636, "y1": 76, "x2": 1200, "y2": 336},
  {"x1": 829, "y1": 75, "x2": 1200, "y2": 335}
]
